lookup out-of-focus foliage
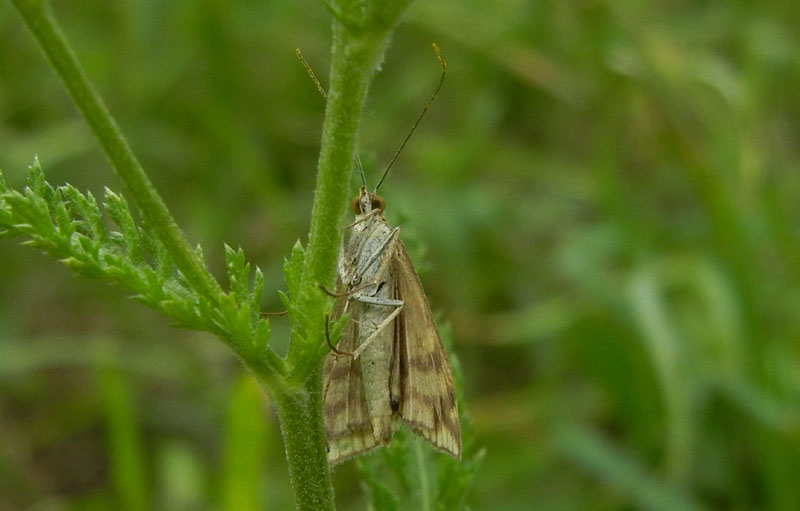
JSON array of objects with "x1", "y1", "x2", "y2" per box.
[{"x1": 1, "y1": 0, "x2": 799, "y2": 510}]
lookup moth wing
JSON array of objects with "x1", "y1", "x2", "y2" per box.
[
  {"x1": 323, "y1": 288, "x2": 380, "y2": 464},
  {"x1": 392, "y1": 241, "x2": 461, "y2": 459}
]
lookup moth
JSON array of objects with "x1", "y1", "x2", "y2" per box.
[{"x1": 322, "y1": 185, "x2": 461, "y2": 464}]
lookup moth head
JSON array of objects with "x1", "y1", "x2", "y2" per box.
[{"x1": 351, "y1": 187, "x2": 386, "y2": 214}]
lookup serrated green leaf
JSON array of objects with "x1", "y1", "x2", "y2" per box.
[
  {"x1": 159, "y1": 297, "x2": 206, "y2": 331},
  {"x1": 157, "y1": 249, "x2": 173, "y2": 279},
  {"x1": 0, "y1": 169, "x2": 7, "y2": 192},
  {"x1": 173, "y1": 270, "x2": 192, "y2": 291},
  {"x1": 245, "y1": 266, "x2": 264, "y2": 321},
  {"x1": 105, "y1": 231, "x2": 127, "y2": 252},
  {"x1": 219, "y1": 293, "x2": 240, "y2": 323},
  {"x1": 217, "y1": 293, "x2": 252, "y2": 347},
  {"x1": 140, "y1": 265, "x2": 163, "y2": 294},
  {"x1": 234, "y1": 306, "x2": 252, "y2": 344},
  {"x1": 61, "y1": 255, "x2": 104, "y2": 278},
  {"x1": 60, "y1": 185, "x2": 105, "y2": 239},
  {"x1": 76, "y1": 233, "x2": 100, "y2": 259},
  {"x1": 25, "y1": 157, "x2": 45, "y2": 191},
  {"x1": 5, "y1": 189, "x2": 53, "y2": 235},
  {"x1": 254, "y1": 318, "x2": 271, "y2": 349},
  {"x1": 225, "y1": 244, "x2": 250, "y2": 302},
  {"x1": 277, "y1": 290, "x2": 291, "y2": 312},
  {"x1": 141, "y1": 229, "x2": 173, "y2": 279},
  {"x1": 250, "y1": 266, "x2": 265, "y2": 319},
  {"x1": 10, "y1": 224, "x2": 35, "y2": 235},
  {"x1": 0, "y1": 204, "x2": 12, "y2": 227},
  {"x1": 193, "y1": 244, "x2": 206, "y2": 267},
  {"x1": 0, "y1": 162, "x2": 265, "y2": 378},
  {"x1": 26, "y1": 157, "x2": 58, "y2": 211},
  {"x1": 61, "y1": 255, "x2": 92, "y2": 272},
  {"x1": 54, "y1": 200, "x2": 74, "y2": 236},
  {"x1": 100, "y1": 249, "x2": 125, "y2": 270},
  {"x1": 283, "y1": 239, "x2": 305, "y2": 304},
  {"x1": 104, "y1": 188, "x2": 143, "y2": 264}
]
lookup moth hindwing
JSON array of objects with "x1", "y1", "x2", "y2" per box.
[{"x1": 322, "y1": 187, "x2": 461, "y2": 464}]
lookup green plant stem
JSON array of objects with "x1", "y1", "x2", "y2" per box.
[
  {"x1": 10, "y1": 0, "x2": 223, "y2": 303},
  {"x1": 273, "y1": 377, "x2": 335, "y2": 511}
]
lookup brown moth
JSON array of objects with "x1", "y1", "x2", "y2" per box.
[{"x1": 322, "y1": 186, "x2": 461, "y2": 464}]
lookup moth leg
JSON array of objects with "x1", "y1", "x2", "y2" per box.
[
  {"x1": 324, "y1": 313, "x2": 352, "y2": 356},
  {"x1": 350, "y1": 297, "x2": 404, "y2": 359},
  {"x1": 354, "y1": 295, "x2": 404, "y2": 306},
  {"x1": 318, "y1": 282, "x2": 373, "y2": 298}
]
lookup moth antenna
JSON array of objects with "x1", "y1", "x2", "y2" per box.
[
  {"x1": 297, "y1": 48, "x2": 368, "y2": 188},
  {"x1": 374, "y1": 43, "x2": 447, "y2": 192},
  {"x1": 296, "y1": 48, "x2": 327, "y2": 99},
  {"x1": 355, "y1": 153, "x2": 368, "y2": 188}
]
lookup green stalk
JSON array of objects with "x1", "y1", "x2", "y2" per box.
[
  {"x1": 10, "y1": 0, "x2": 223, "y2": 303},
  {"x1": 273, "y1": 376, "x2": 335, "y2": 511}
]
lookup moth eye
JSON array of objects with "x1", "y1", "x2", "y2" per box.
[
  {"x1": 372, "y1": 195, "x2": 386, "y2": 211},
  {"x1": 350, "y1": 196, "x2": 361, "y2": 214}
]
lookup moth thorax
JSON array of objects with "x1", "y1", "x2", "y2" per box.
[{"x1": 351, "y1": 190, "x2": 386, "y2": 214}]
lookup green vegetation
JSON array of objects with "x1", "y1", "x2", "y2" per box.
[{"x1": 2, "y1": 0, "x2": 800, "y2": 510}]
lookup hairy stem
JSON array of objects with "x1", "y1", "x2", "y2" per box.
[
  {"x1": 273, "y1": 377, "x2": 335, "y2": 511},
  {"x1": 10, "y1": 0, "x2": 223, "y2": 302}
]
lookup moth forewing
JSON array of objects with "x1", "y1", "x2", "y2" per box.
[
  {"x1": 392, "y1": 240, "x2": 461, "y2": 459},
  {"x1": 322, "y1": 188, "x2": 461, "y2": 464}
]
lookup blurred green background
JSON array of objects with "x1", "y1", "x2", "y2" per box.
[{"x1": 2, "y1": 0, "x2": 800, "y2": 509}]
